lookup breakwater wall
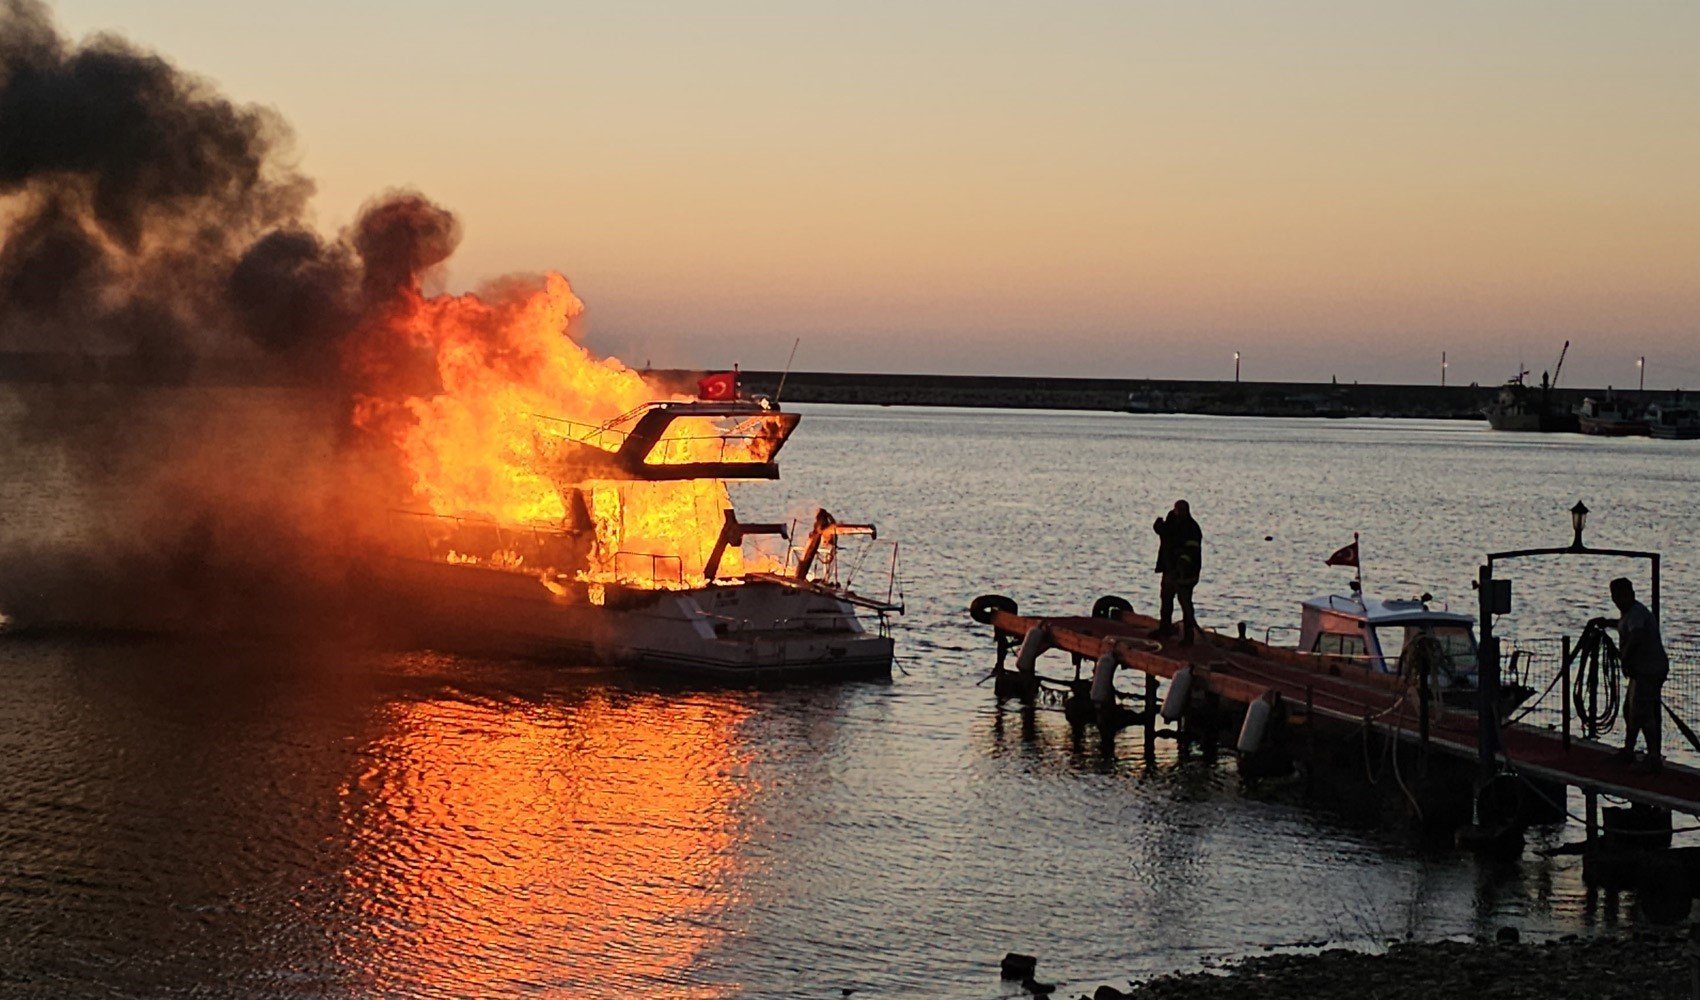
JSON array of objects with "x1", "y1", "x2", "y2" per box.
[
  {"x1": 671, "y1": 369, "x2": 1571, "y2": 420},
  {"x1": 2, "y1": 352, "x2": 1612, "y2": 421}
]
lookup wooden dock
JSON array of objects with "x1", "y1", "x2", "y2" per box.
[{"x1": 980, "y1": 605, "x2": 1700, "y2": 817}]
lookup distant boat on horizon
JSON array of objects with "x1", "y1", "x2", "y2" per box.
[
  {"x1": 1482, "y1": 373, "x2": 1577, "y2": 433},
  {"x1": 1576, "y1": 391, "x2": 1649, "y2": 437},
  {"x1": 1647, "y1": 400, "x2": 1700, "y2": 440}
]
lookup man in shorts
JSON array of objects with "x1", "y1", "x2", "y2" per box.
[{"x1": 1608, "y1": 577, "x2": 1669, "y2": 772}]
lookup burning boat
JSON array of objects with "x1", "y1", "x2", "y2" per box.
[
  {"x1": 340, "y1": 271, "x2": 899, "y2": 681},
  {"x1": 366, "y1": 396, "x2": 901, "y2": 680}
]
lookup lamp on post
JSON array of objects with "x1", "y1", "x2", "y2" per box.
[{"x1": 1570, "y1": 500, "x2": 1589, "y2": 550}]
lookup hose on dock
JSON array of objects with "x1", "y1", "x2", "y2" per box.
[{"x1": 1568, "y1": 622, "x2": 1622, "y2": 738}]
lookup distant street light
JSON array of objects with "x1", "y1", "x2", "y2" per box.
[
  {"x1": 1639, "y1": 356, "x2": 1646, "y2": 392},
  {"x1": 1234, "y1": 351, "x2": 1241, "y2": 383},
  {"x1": 1442, "y1": 351, "x2": 1448, "y2": 387}
]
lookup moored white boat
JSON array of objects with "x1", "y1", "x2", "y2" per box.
[{"x1": 1297, "y1": 589, "x2": 1530, "y2": 711}]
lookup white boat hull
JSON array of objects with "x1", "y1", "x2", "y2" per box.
[{"x1": 365, "y1": 556, "x2": 894, "y2": 681}]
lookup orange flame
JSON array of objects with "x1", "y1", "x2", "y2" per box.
[{"x1": 351, "y1": 272, "x2": 759, "y2": 588}]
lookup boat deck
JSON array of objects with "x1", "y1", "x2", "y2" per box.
[{"x1": 989, "y1": 608, "x2": 1700, "y2": 815}]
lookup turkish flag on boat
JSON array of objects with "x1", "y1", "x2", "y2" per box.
[
  {"x1": 696, "y1": 371, "x2": 738, "y2": 401},
  {"x1": 1325, "y1": 540, "x2": 1359, "y2": 567}
]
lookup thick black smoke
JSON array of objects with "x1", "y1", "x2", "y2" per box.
[{"x1": 0, "y1": 0, "x2": 467, "y2": 632}]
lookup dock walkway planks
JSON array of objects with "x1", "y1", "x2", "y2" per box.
[{"x1": 989, "y1": 608, "x2": 1700, "y2": 816}]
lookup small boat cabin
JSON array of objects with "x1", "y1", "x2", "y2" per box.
[{"x1": 1298, "y1": 593, "x2": 1479, "y2": 682}]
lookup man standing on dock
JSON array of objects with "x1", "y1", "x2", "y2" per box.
[
  {"x1": 1607, "y1": 577, "x2": 1669, "y2": 772},
  {"x1": 1151, "y1": 500, "x2": 1203, "y2": 646}
]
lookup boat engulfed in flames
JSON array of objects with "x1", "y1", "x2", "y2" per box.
[{"x1": 368, "y1": 398, "x2": 901, "y2": 680}]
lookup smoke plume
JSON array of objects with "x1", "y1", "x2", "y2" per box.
[{"x1": 0, "y1": 0, "x2": 479, "y2": 632}]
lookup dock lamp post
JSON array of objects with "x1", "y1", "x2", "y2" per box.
[
  {"x1": 1234, "y1": 351, "x2": 1241, "y2": 383},
  {"x1": 1475, "y1": 501, "x2": 1659, "y2": 779}
]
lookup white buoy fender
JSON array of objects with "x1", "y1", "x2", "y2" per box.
[
  {"x1": 1015, "y1": 626, "x2": 1051, "y2": 674},
  {"x1": 1160, "y1": 665, "x2": 1193, "y2": 721},
  {"x1": 1236, "y1": 693, "x2": 1276, "y2": 753},
  {"x1": 1090, "y1": 649, "x2": 1118, "y2": 704}
]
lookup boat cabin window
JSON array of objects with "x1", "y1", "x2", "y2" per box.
[
  {"x1": 1377, "y1": 623, "x2": 1476, "y2": 675},
  {"x1": 1312, "y1": 632, "x2": 1367, "y2": 659},
  {"x1": 1425, "y1": 626, "x2": 1476, "y2": 669},
  {"x1": 1375, "y1": 626, "x2": 1405, "y2": 663}
]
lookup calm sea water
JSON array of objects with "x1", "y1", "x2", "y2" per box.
[{"x1": 4, "y1": 399, "x2": 1699, "y2": 998}]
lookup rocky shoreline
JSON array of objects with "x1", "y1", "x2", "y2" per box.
[{"x1": 1078, "y1": 933, "x2": 1694, "y2": 1000}]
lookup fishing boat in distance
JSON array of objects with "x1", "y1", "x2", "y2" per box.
[
  {"x1": 367, "y1": 397, "x2": 902, "y2": 681},
  {"x1": 1576, "y1": 391, "x2": 1649, "y2": 437},
  {"x1": 1647, "y1": 400, "x2": 1700, "y2": 440},
  {"x1": 1483, "y1": 370, "x2": 1577, "y2": 433}
]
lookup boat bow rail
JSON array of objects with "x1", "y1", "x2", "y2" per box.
[{"x1": 743, "y1": 572, "x2": 904, "y2": 616}]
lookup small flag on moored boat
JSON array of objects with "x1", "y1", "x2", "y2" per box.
[
  {"x1": 1325, "y1": 539, "x2": 1359, "y2": 567},
  {"x1": 697, "y1": 371, "x2": 738, "y2": 401}
]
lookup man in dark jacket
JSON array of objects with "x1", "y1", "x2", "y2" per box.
[{"x1": 1151, "y1": 500, "x2": 1203, "y2": 645}]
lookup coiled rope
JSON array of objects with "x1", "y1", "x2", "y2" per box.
[
  {"x1": 1397, "y1": 634, "x2": 1450, "y2": 704},
  {"x1": 1568, "y1": 621, "x2": 1622, "y2": 738}
]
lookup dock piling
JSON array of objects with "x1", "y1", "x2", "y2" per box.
[
  {"x1": 1561, "y1": 634, "x2": 1572, "y2": 751},
  {"x1": 1144, "y1": 674, "x2": 1158, "y2": 760},
  {"x1": 1304, "y1": 686, "x2": 1315, "y2": 797},
  {"x1": 1688, "y1": 924, "x2": 1699, "y2": 1000}
]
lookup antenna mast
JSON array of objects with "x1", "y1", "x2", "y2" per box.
[{"x1": 773, "y1": 337, "x2": 801, "y2": 404}]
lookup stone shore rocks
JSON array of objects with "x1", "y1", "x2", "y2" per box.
[{"x1": 1098, "y1": 934, "x2": 1691, "y2": 1000}]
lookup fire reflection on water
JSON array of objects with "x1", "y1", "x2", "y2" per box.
[{"x1": 330, "y1": 687, "x2": 754, "y2": 996}]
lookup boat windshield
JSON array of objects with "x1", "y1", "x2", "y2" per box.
[{"x1": 1376, "y1": 623, "x2": 1476, "y2": 676}]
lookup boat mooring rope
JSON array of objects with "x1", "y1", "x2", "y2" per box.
[
  {"x1": 1568, "y1": 622, "x2": 1622, "y2": 738},
  {"x1": 1505, "y1": 667, "x2": 1566, "y2": 725},
  {"x1": 1358, "y1": 695, "x2": 1425, "y2": 821}
]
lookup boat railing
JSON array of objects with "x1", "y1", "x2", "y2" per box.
[
  {"x1": 529, "y1": 412, "x2": 634, "y2": 452},
  {"x1": 1476, "y1": 634, "x2": 1700, "y2": 769},
  {"x1": 769, "y1": 531, "x2": 903, "y2": 611},
  {"x1": 1289, "y1": 647, "x2": 1389, "y2": 673},
  {"x1": 705, "y1": 611, "x2": 866, "y2": 634},
  {"x1": 527, "y1": 401, "x2": 799, "y2": 480},
  {"x1": 640, "y1": 429, "x2": 778, "y2": 466}
]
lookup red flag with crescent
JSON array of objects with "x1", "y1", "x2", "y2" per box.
[
  {"x1": 1325, "y1": 540, "x2": 1359, "y2": 568},
  {"x1": 696, "y1": 371, "x2": 737, "y2": 401}
]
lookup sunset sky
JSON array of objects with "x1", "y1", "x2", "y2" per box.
[{"x1": 51, "y1": 1, "x2": 1700, "y2": 387}]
